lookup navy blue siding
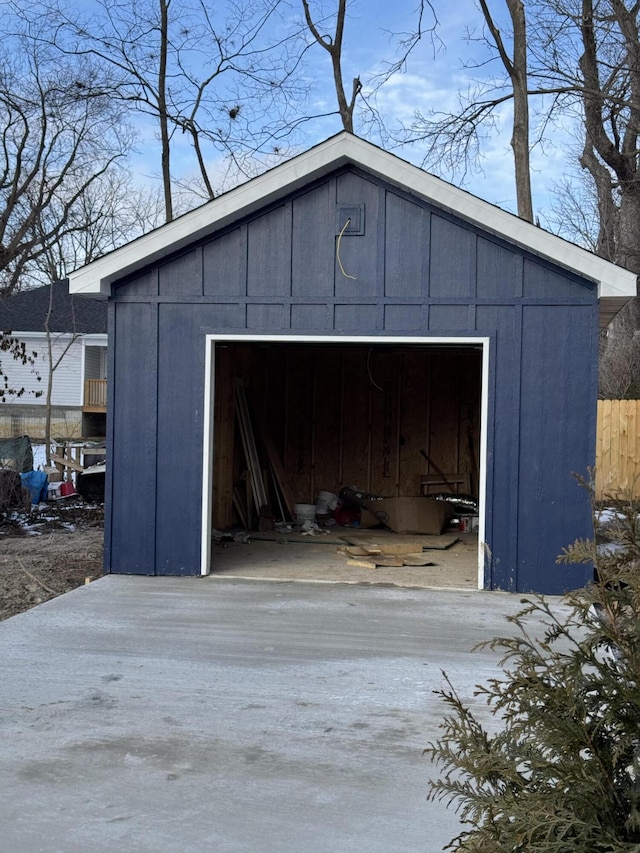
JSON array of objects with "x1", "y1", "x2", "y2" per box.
[
  {"x1": 516, "y1": 304, "x2": 596, "y2": 592},
  {"x1": 109, "y1": 300, "x2": 158, "y2": 574},
  {"x1": 155, "y1": 304, "x2": 219, "y2": 575},
  {"x1": 107, "y1": 165, "x2": 599, "y2": 593}
]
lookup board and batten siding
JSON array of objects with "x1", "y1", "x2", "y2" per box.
[{"x1": 107, "y1": 166, "x2": 598, "y2": 593}]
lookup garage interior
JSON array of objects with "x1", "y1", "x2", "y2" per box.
[{"x1": 208, "y1": 341, "x2": 483, "y2": 588}]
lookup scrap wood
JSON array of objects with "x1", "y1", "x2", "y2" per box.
[
  {"x1": 348, "y1": 549, "x2": 436, "y2": 569},
  {"x1": 372, "y1": 555, "x2": 406, "y2": 567},
  {"x1": 339, "y1": 538, "x2": 425, "y2": 555},
  {"x1": 337, "y1": 545, "x2": 382, "y2": 557},
  {"x1": 347, "y1": 558, "x2": 378, "y2": 569},
  {"x1": 50, "y1": 452, "x2": 84, "y2": 473},
  {"x1": 256, "y1": 418, "x2": 295, "y2": 521},
  {"x1": 340, "y1": 532, "x2": 459, "y2": 551},
  {"x1": 401, "y1": 554, "x2": 437, "y2": 567},
  {"x1": 235, "y1": 383, "x2": 268, "y2": 515},
  {"x1": 232, "y1": 487, "x2": 248, "y2": 528}
]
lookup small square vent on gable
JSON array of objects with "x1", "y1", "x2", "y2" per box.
[{"x1": 336, "y1": 203, "x2": 365, "y2": 236}]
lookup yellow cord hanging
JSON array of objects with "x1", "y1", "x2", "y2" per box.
[{"x1": 336, "y1": 218, "x2": 357, "y2": 280}]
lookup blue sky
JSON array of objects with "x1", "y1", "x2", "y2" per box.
[{"x1": 116, "y1": 1, "x2": 573, "y2": 224}]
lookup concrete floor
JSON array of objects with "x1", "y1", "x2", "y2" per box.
[
  {"x1": 210, "y1": 529, "x2": 480, "y2": 589},
  {"x1": 0, "y1": 574, "x2": 560, "y2": 852}
]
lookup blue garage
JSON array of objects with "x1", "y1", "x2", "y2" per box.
[{"x1": 69, "y1": 133, "x2": 635, "y2": 594}]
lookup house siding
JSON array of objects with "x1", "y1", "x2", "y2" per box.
[
  {"x1": 107, "y1": 166, "x2": 598, "y2": 592},
  {"x1": 1, "y1": 334, "x2": 83, "y2": 407}
]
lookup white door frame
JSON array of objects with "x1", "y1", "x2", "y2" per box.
[{"x1": 202, "y1": 334, "x2": 490, "y2": 588}]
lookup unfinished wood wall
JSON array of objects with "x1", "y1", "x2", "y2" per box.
[
  {"x1": 596, "y1": 399, "x2": 640, "y2": 501},
  {"x1": 213, "y1": 343, "x2": 481, "y2": 528}
]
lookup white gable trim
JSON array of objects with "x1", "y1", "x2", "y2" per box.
[{"x1": 68, "y1": 132, "x2": 636, "y2": 300}]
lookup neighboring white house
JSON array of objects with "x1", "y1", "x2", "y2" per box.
[{"x1": 0, "y1": 281, "x2": 107, "y2": 440}]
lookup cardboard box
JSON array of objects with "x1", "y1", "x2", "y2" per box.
[
  {"x1": 364, "y1": 497, "x2": 451, "y2": 535},
  {"x1": 358, "y1": 508, "x2": 381, "y2": 529}
]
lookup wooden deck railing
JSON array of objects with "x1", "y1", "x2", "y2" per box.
[{"x1": 83, "y1": 379, "x2": 107, "y2": 411}]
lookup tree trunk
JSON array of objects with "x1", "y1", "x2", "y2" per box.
[
  {"x1": 579, "y1": 138, "x2": 618, "y2": 263},
  {"x1": 479, "y1": 0, "x2": 533, "y2": 222},
  {"x1": 158, "y1": 0, "x2": 173, "y2": 222},
  {"x1": 506, "y1": 0, "x2": 533, "y2": 223},
  {"x1": 301, "y1": 0, "x2": 361, "y2": 134},
  {"x1": 44, "y1": 286, "x2": 54, "y2": 467}
]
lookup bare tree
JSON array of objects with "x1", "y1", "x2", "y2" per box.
[
  {"x1": 42, "y1": 284, "x2": 78, "y2": 463},
  {"x1": 405, "y1": 0, "x2": 542, "y2": 221},
  {"x1": 28, "y1": 171, "x2": 165, "y2": 282},
  {"x1": 301, "y1": 0, "x2": 361, "y2": 133},
  {"x1": 407, "y1": 1, "x2": 640, "y2": 268},
  {"x1": 19, "y1": 0, "x2": 310, "y2": 220},
  {"x1": 0, "y1": 28, "x2": 132, "y2": 296},
  {"x1": 574, "y1": 0, "x2": 640, "y2": 278},
  {"x1": 27, "y1": 171, "x2": 163, "y2": 457},
  {"x1": 479, "y1": 0, "x2": 533, "y2": 221},
  {"x1": 599, "y1": 299, "x2": 640, "y2": 399},
  {"x1": 300, "y1": 1, "x2": 441, "y2": 141}
]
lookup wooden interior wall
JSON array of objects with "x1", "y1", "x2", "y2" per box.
[{"x1": 212, "y1": 344, "x2": 482, "y2": 529}]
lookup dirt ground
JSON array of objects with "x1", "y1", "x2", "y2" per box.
[
  {"x1": 0, "y1": 501, "x2": 104, "y2": 621},
  {"x1": 0, "y1": 502, "x2": 479, "y2": 621}
]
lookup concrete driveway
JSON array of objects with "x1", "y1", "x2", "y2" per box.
[{"x1": 0, "y1": 576, "x2": 556, "y2": 852}]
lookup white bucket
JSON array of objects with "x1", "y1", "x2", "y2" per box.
[
  {"x1": 316, "y1": 490, "x2": 338, "y2": 515},
  {"x1": 294, "y1": 503, "x2": 316, "y2": 523}
]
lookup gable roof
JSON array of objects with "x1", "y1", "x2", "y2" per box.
[
  {"x1": 0, "y1": 279, "x2": 107, "y2": 334},
  {"x1": 68, "y1": 132, "x2": 636, "y2": 321}
]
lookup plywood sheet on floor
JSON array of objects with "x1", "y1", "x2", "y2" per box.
[
  {"x1": 339, "y1": 530, "x2": 460, "y2": 550},
  {"x1": 208, "y1": 533, "x2": 479, "y2": 589},
  {"x1": 245, "y1": 528, "x2": 460, "y2": 550}
]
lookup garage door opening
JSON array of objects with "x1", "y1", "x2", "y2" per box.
[{"x1": 202, "y1": 336, "x2": 489, "y2": 588}]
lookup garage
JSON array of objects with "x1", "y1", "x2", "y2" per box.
[
  {"x1": 68, "y1": 132, "x2": 636, "y2": 594},
  {"x1": 202, "y1": 338, "x2": 485, "y2": 588}
]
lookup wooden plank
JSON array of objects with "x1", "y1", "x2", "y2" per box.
[
  {"x1": 340, "y1": 531, "x2": 460, "y2": 550},
  {"x1": 351, "y1": 541, "x2": 427, "y2": 556},
  {"x1": 347, "y1": 558, "x2": 378, "y2": 569},
  {"x1": 232, "y1": 487, "x2": 248, "y2": 528},
  {"x1": 235, "y1": 382, "x2": 268, "y2": 514},
  {"x1": 371, "y1": 555, "x2": 405, "y2": 567},
  {"x1": 337, "y1": 546, "x2": 381, "y2": 557},
  {"x1": 401, "y1": 554, "x2": 437, "y2": 566},
  {"x1": 255, "y1": 415, "x2": 295, "y2": 520},
  {"x1": 50, "y1": 452, "x2": 84, "y2": 473}
]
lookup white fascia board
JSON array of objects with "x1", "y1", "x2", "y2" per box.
[
  {"x1": 8, "y1": 331, "x2": 75, "y2": 340},
  {"x1": 81, "y1": 334, "x2": 108, "y2": 346},
  {"x1": 68, "y1": 132, "x2": 637, "y2": 300},
  {"x1": 346, "y1": 136, "x2": 636, "y2": 298}
]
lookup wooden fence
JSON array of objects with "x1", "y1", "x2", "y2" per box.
[{"x1": 596, "y1": 400, "x2": 640, "y2": 501}]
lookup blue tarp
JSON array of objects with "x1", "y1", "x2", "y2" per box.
[{"x1": 20, "y1": 470, "x2": 48, "y2": 504}]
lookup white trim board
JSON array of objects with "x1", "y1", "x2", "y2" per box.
[
  {"x1": 201, "y1": 333, "x2": 490, "y2": 591},
  {"x1": 69, "y1": 133, "x2": 636, "y2": 301}
]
